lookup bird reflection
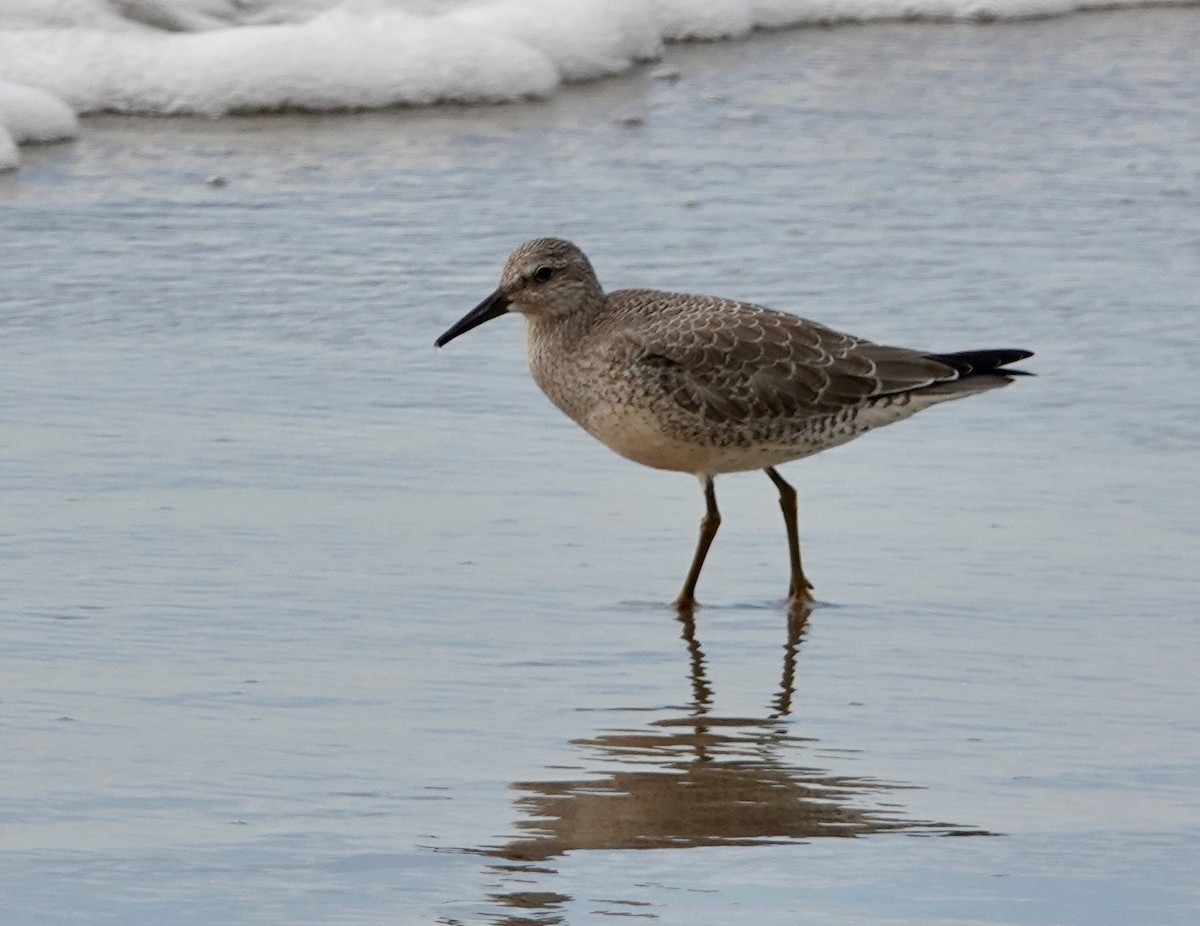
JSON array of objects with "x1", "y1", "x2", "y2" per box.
[{"x1": 463, "y1": 604, "x2": 988, "y2": 923}]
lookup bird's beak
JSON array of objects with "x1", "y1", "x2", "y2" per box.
[{"x1": 435, "y1": 289, "x2": 511, "y2": 348}]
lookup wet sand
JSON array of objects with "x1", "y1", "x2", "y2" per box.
[{"x1": 2, "y1": 7, "x2": 1199, "y2": 925}]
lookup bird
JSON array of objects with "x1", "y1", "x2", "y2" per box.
[{"x1": 435, "y1": 238, "x2": 1031, "y2": 610}]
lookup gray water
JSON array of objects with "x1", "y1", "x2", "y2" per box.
[{"x1": 3, "y1": 9, "x2": 1199, "y2": 925}]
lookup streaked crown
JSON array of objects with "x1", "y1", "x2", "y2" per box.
[{"x1": 498, "y1": 238, "x2": 604, "y2": 319}]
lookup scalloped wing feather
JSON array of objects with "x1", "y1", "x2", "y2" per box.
[{"x1": 604, "y1": 290, "x2": 959, "y2": 424}]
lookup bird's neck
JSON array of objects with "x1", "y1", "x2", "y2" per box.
[
  {"x1": 524, "y1": 294, "x2": 602, "y2": 350},
  {"x1": 523, "y1": 303, "x2": 602, "y2": 427}
]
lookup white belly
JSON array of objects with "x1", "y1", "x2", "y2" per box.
[{"x1": 580, "y1": 402, "x2": 826, "y2": 475}]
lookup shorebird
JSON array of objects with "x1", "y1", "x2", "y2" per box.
[{"x1": 435, "y1": 238, "x2": 1031, "y2": 610}]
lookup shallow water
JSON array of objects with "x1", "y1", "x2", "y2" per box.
[{"x1": 3, "y1": 9, "x2": 1199, "y2": 925}]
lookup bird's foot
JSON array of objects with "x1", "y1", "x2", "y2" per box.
[
  {"x1": 787, "y1": 579, "x2": 815, "y2": 604},
  {"x1": 673, "y1": 595, "x2": 698, "y2": 616}
]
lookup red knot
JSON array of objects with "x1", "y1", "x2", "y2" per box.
[{"x1": 436, "y1": 238, "x2": 1032, "y2": 611}]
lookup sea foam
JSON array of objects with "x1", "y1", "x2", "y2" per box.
[
  {"x1": 0, "y1": 80, "x2": 80, "y2": 171},
  {"x1": 0, "y1": 0, "x2": 1193, "y2": 124}
]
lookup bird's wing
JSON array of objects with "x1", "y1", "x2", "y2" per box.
[{"x1": 606, "y1": 290, "x2": 959, "y2": 423}]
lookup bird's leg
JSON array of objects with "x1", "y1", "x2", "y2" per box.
[
  {"x1": 674, "y1": 476, "x2": 720, "y2": 611},
  {"x1": 765, "y1": 466, "x2": 814, "y2": 603}
]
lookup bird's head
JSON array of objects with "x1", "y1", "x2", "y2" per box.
[{"x1": 436, "y1": 238, "x2": 603, "y2": 347}]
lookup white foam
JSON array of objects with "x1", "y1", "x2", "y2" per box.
[
  {"x1": 0, "y1": 124, "x2": 18, "y2": 172},
  {"x1": 0, "y1": 0, "x2": 1193, "y2": 117},
  {"x1": 0, "y1": 80, "x2": 80, "y2": 170},
  {"x1": 0, "y1": 81, "x2": 80, "y2": 142}
]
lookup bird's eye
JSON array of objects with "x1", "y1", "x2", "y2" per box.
[{"x1": 533, "y1": 266, "x2": 554, "y2": 283}]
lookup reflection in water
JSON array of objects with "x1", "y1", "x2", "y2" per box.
[{"x1": 454, "y1": 605, "x2": 989, "y2": 924}]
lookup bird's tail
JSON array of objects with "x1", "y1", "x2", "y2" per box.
[
  {"x1": 913, "y1": 348, "x2": 1034, "y2": 400},
  {"x1": 925, "y1": 348, "x2": 1034, "y2": 377}
]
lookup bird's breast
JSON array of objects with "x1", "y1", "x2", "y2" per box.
[{"x1": 526, "y1": 336, "x2": 695, "y2": 472}]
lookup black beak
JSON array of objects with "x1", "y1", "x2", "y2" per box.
[{"x1": 435, "y1": 289, "x2": 510, "y2": 348}]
